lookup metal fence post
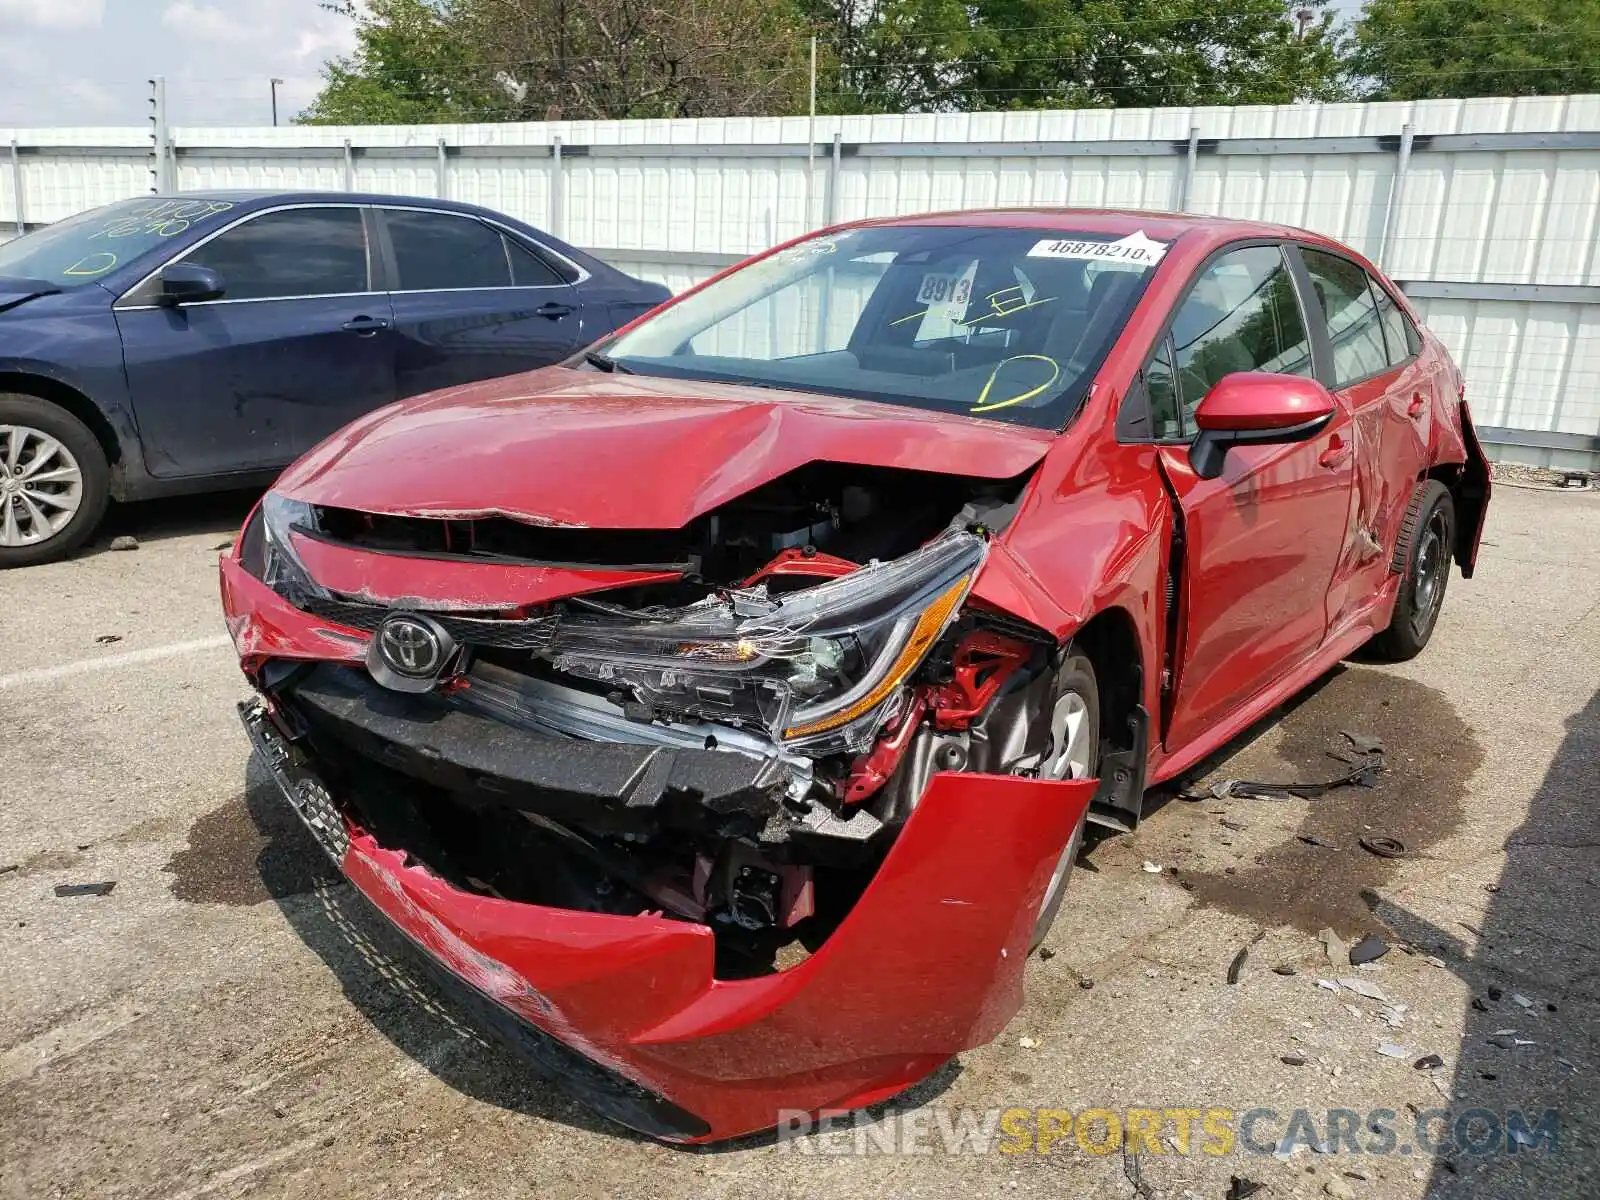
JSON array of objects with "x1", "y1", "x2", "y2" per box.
[
  {"x1": 436, "y1": 138, "x2": 449, "y2": 199},
  {"x1": 825, "y1": 132, "x2": 841, "y2": 227},
  {"x1": 551, "y1": 136, "x2": 564, "y2": 237},
  {"x1": 342, "y1": 138, "x2": 355, "y2": 190},
  {"x1": 9, "y1": 139, "x2": 23, "y2": 235},
  {"x1": 148, "y1": 76, "x2": 170, "y2": 194},
  {"x1": 1179, "y1": 126, "x2": 1200, "y2": 211},
  {"x1": 1378, "y1": 123, "x2": 1415, "y2": 271}
]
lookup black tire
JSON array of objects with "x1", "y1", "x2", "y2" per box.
[
  {"x1": 1030, "y1": 651, "x2": 1101, "y2": 951},
  {"x1": 0, "y1": 393, "x2": 111, "y2": 568},
  {"x1": 1369, "y1": 480, "x2": 1455, "y2": 662}
]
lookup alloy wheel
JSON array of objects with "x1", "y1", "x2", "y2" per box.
[{"x1": 0, "y1": 424, "x2": 84, "y2": 547}]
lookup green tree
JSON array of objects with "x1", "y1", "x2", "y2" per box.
[
  {"x1": 301, "y1": 0, "x2": 504, "y2": 124},
  {"x1": 1350, "y1": 0, "x2": 1600, "y2": 100},
  {"x1": 809, "y1": 0, "x2": 1348, "y2": 113}
]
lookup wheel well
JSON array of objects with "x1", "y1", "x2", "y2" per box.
[
  {"x1": 0, "y1": 373, "x2": 122, "y2": 468},
  {"x1": 1423, "y1": 458, "x2": 1486, "y2": 574},
  {"x1": 1071, "y1": 607, "x2": 1143, "y2": 754}
]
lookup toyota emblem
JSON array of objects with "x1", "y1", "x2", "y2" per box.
[{"x1": 367, "y1": 612, "x2": 458, "y2": 693}]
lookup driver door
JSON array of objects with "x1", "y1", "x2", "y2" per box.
[{"x1": 1147, "y1": 244, "x2": 1356, "y2": 751}]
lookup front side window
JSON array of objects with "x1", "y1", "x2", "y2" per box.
[
  {"x1": 1301, "y1": 249, "x2": 1391, "y2": 387},
  {"x1": 385, "y1": 209, "x2": 514, "y2": 290},
  {"x1": 1169, "y1": 244, "x2": 1313, "y2": 431},
  {"x1": 1372, "y1": 281, "x2": 1418, "y2": 368},
  {"x1": 183, "y1": 207, "x2": 370, "y2": 301},
  {"x1": 0, "y1": 197, "x2": 240, "y2": 289},
  {"x1": 603, "y1": 225, "x2": 1166, "y2": 429}
]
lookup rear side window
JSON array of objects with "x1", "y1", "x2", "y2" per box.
[
  {"x1": 385, "y1": 209, "x2": 511, "y2": 290},
  {"x1": 508, "y1": 238, "x2": 564, "y2": 286},
  {"x1": 1372, "y1": 282, "x2": 1418, "y2": 367},
  {"x1": 1301, "y1": 249, "x2": 1392, "y2": 386},
  {"x1": 183, "y1": 207, "x2": 369, "y2": 301},
  {"x1": 1170, "y1": 245, "x2": 1312, "y2": 432}
]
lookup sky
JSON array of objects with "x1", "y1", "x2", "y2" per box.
[{"x1": 0, "y1": 0, "x2": 358, "y2": 129}]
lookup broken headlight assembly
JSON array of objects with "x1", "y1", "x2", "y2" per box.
[
  {"x1": 237, "y1": 492, "x2": 331, "y2": 603},
  {"x1": 544, "y1": 529, "x2": 987, "y2": 753}
]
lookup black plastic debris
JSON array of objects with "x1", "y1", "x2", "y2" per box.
[
  {"x1": 1037, "y1": 947, "x2": 1055, "y2": 961},
  {"x1": 1221, "y1": 818, "x2": 1249, "y2": 832},
  {"x1": 1414, "y1": 1053, "x2": 1444, "y2": 1070},
  {"x1": 1227, "y1": 947, "x2": 1249, "y2": 984},
  {"x1": 54, "y1": 881, "x2": 115, "y2": 898},
  {"x1": 1487, "y1": 986, "x2": 1504, "y2": 1001},
  {"x1": 0, "y1": 863, "x2": 17, "y2": 876},
  {"x1": 1207, "y1": 740, "x2": 1385, "y2": 802},
  {"x1": 1123, "y1": 1150, "x2": 1156, "y2": 1200},
  {"x1": 94, "y1": 634, "x2": 123, "y2": 646},
  {"x1": 1349, "y1": 934, "x2": 1390, "y2": 965},
  {"x1": 1226, "y1": 1177, "x2": 1267, "y2": 1200},
  {"x1": 1299, "y1": 834, "x2": 1338, "y2": 848},
  {"x1": 1273, "y1": 964, "x2": 1299, "y2": 976},
  {"x1": 1472, "y1": 997, "x2": 1491, "y2": 1012},
  {"x1": 1359, "y1": 835, "x2": 1407, "y2": 859},
  {"x1": 1340, "y1": 730, "x2": 1385, "y2": 755},
  {"x1": 1281, "y1": 1054, "x2": 1308, "y2": 1066}
]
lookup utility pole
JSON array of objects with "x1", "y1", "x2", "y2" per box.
[
  {"x1": 806, "y1": 36, "x2": 817, "y2": 232},
  {"x1": 148, "y1": 76, "x2": 170, "y2": 194},
  {"x1": 271, "y1": 78, "x2": 284, "y2": 127},
  {"x1": 1293, "y1": 7, "x2": 1316, "y2": 39}
]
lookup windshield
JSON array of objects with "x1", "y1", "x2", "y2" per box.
[
  {"x1": 0, "y1": 197, "x2": 239, "y2": 289},
  {"x1": 604, "y1": 224, "x2": 1166, "y2": 429}
]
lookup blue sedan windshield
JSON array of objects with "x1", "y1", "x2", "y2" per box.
[{"x1": 0, "y1": 197, "x2": 239, "y2": 289}]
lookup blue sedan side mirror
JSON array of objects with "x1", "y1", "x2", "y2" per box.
[{"x1": 156, "y1": 263, "x2": 225, "y2": 307}]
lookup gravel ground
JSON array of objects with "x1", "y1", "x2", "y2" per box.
[{"x1": 1, "y1": 483, "x2": 1596, "y2": 1200}]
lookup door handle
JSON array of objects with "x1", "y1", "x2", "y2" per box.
[
  {"x1": 1318, "y1": 434, "x2": 1353, "y2": 470},
  {"x1": 1407, "y1": 392, "x2": 1427, "y2": 419},
  {"x1": 342, "y1": 315, "x2": 390, "y2": 335},
  {"x1": 535, "y1": 302, "x2": 574, "y2": 320}
]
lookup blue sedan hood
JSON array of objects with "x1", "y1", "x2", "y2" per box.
[{"x1": 0, "y1": 277, "x2": 61, "y2": 314}]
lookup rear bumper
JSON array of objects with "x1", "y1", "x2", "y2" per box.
[{"x1": 226, "y1": 552, "x2": 1095, "y2": 1143}]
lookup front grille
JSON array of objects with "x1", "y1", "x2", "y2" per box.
[{"x1": 302, "y1": 596, "x2": 556, "y2": 651}]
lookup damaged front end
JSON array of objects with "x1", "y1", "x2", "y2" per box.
[{"x1": 222, "y1": 464, "x2": 1094, "y2": 1141}]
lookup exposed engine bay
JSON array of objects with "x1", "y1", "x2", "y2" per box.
[{"x1": 246, "y1": 462, "x2": 1078, "y2": 977}]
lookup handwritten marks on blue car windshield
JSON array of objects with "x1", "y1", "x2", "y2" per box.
[{"x1": 50, "y1": 200, "x2": 240, "y2": 279}]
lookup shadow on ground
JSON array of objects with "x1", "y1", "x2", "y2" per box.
[
  {"x1": 88, "y1": 487, "x2": 263, "y2": 553},
  {"x1": 169, "y1": 754, "x2": 960, "y2": 1150}
]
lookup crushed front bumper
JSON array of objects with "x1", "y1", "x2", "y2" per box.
[{"x1": 239, "y1": 695, "x2": 1092, "y2": 1143}]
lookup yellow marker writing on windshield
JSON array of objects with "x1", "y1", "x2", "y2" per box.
[
  {"x1": 971, "y1": 355, "x2": 1061, "y2": 414},
  {"x1": 63, "y1": 252, "x2": 118, "y2": 277}
]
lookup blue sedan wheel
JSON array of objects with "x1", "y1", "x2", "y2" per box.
[{"x1": 0, "y1": 395, "x2": 110, "y2": 567}]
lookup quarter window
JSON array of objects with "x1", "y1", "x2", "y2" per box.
[
  {"x1": 1372, "y1": 281, "x2": 1418, "y2": 368},
  {"x1": 1301, "y1": 249, "x2": 1392, "y2": 386},
  {"x1": 182, "y1": 207, "x2": 369, "y2": 301},
  {"x1": 1169, "y1": 245, "x2": 1313, "y2": 433},
  {"x1": 385, "y1": 209, "x2": 513, "y2": 290}
]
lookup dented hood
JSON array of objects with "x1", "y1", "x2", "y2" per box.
[{"x1": 275, "y1": 368, "x2": 1056, "y2": 529}]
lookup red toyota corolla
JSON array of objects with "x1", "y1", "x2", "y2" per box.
[{"x1": 220, "y1": 209, "x2": 1490, "y2": 1142}]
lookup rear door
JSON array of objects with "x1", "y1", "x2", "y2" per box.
[
  {"x1": 115, "y1": 205, "x2": 396, "y2": 477},
  {"x1": 1143, "y1": 244, "x2": 1356, "y2": 751},
  {"x1": 1295, "y1": 248, "x2": 1432, "y2": 632},
  {"x1": 375, "y1": 207, "x2": 585, "y2": 398}
]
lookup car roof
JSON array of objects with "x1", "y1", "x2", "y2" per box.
[
  {"x1": 841, "y1": 207, "x2": 1319, "y2": 249},
  {"x1": 160, "y1": 190, "x2": 507, "y2": 217}
]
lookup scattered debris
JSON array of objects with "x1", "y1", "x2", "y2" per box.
[
  {"x1": 1487, "y1": 1034, "x2": 1522, "y2": 1049},
  {"x1": 1122, "y1": 1149, "x2": 1156, "y2": 1200},
  {"x1": 1340, "y1": 731, "x2": 1384, "y2": 755},
  {"x1": 0, "y1": 863, "x2": 17, "y2": 876},
  {"x1": 1319, "y1": 928, "x2": 1348, "y2": 964},
  {"x1": 1512, "y1": 993, "x2": 1534, "y2": 1008},
  {"x1": 1298, "y1": 834, "x2": 1339, "y2": 849},
  {"x1": 1358, "y1": 836, "x2": 1407, "y2": 859},
  {"x1": 1379, "y1": 1003, "x2": 1408, "y2": 1029},
  {"x1": 1548, "y1": 1003, "x2": 1559, "y2": 1013},
  {"x1": 1348, "y1": 934, "x2": 1390, "y2": 966},
  {"x1": 1345, "y1": 1003, "x2": 1365, "y2": 1019},
  {"x1": 1424, "y1": 955, "x2": 1446, "y2": 968},
  {"x1": 1325, "y1": 1178, "x2": 1358, "y2": 1200},
  {"x1": 1018, "y1": 1036, "x2": 1038, "y2": 1049},
  {"x1": 1208, "y1": 753, "x2": 1384, "y2": 802},
  {"x1": 212, "y1": 538, "x2": 236, "y2": 552},
  {"x1": 1318, "y1": 979, "x2": 1342, "y2": 994},
  {"x1": 1337, "y1": 977, "x2": 1392, "y2": 1003},
  {"x1": 1142, "y1": 861, "x2": 1163, "y2": 874},
  {"x1": 1037, "y1": 947, "x2": 1055, "y2": 961},
  {"x1": 1378, "y1": 1043, "x2": 1412, "y2": 1059},
  {"x1": 94, "y1": 634, "x2": 123, "y2": 645},
  {"x1": 1273, "y1": 964, "x2": 1299, "y2": 976},
  {"x1": 1414, "y1": 1053, "x2": 1444, "y2": 1070},
  {"x1": 1487, "y1": 986, "x2": 1504, "y2": 1001},
  {"x1": 1227, "y1": 947, "x2": 1249, "y2": 984},
  {"x1": 1078, "y1": 979, "x2": 1094, "y2": 990},
  {"x1": 1483, "y1": 883, "x2": 1501, "y2": 894},
  {"x1": 1281, "y1": 1054, "x2": 1308, "y2": 1066},
  {"x1": 53, "y1": 881, "x2": 115, "y2": 898},
  {"x1": 108, "y1": 535, "x2": 139, "y2": 551},
  {"x1": 1471, "y1": 996, "x2": 1490, "y2": 1012},
  {"x1": 1226, "y1": 1177, "x2": 1266, "y2": 1200},
  {"x1": 1220, "y1": 819, "x2": 1249, "y2": 832}
]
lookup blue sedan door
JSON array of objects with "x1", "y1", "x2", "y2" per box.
[
  {"x1": 376, "y1": 206, "x2": 585, "y2": 398},
  {"x1": 114, "y1": 205, "x2": 396, "y2": 478}
]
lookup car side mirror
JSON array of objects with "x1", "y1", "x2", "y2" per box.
[
  {"x1": 1189, "y1": 372, "x2": 1337, "y2": 480},
  {"x1": 155, "y1": 263, "x2": 225, "y2": 307}
]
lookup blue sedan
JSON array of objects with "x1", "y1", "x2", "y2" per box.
[{"x1": 0, "y1": 191, "x2": 671, "y2": 565}]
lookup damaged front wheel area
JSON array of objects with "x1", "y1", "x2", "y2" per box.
[{"x1": 1029, "y1": 651, "x2": 1100, "y2": 948}]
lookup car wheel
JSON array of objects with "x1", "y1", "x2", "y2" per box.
[
  {"x1": 1369, "y1": 480, "x2": 1455, "y2": 662},
  {"x1": 0, "y1": 394, "x2": 111, "y2": 568},
  {"x1": 1029, "y1": 651, "x2": 1101, "y2": 951}
]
